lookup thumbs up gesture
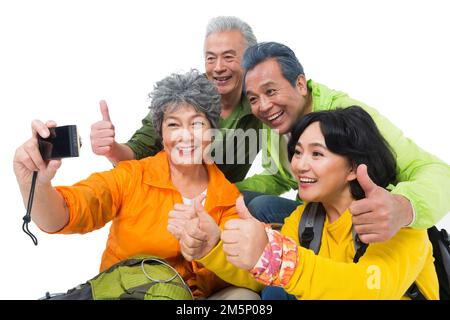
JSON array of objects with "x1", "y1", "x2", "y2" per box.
[
  {"x1": 221, "y1": 196, "x2": 268, "y2": 270},
  {"x1": 90, "y1": 100, "x2": 117, "y2": 158},
  {"x1": 178, "y1": 195, "x2": 221, "y2": 261},
  {"x1": 349, "y1": 164, "x2": 414, "y2": 243}
]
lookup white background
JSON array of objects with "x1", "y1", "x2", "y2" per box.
[{"x1": 0, "y1": 0, "x2": 449, "y2": 299}]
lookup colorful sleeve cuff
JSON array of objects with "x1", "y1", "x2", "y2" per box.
[{"x1": 250, "y1": 225, "x2": 298, "y2": 286}]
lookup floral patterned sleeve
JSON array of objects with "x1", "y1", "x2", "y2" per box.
[{"x1": 250, "y1": 225, "x2": 299, "y2": 286}]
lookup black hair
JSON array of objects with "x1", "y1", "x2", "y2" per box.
[
  {"x1": 287, "y1": 106, "x2": 397, "y2": 200},
  {"x1": 242, "y1": 42, "x2": 304, "y2": 91}
]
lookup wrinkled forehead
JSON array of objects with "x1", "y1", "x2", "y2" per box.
[
  {"x1": 163, "y1": 103, "x2": 205, "y2": 119},
  {"x1": 245, "y1": 59, "x2": 285, "y2": 92},
  {"x1": 204, "y1": 30, "x2": 246, "y2": 55}
]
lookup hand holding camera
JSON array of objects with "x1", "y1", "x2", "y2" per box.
[
  {"x1": 14, "y1": 120, "x2": 81, "y2": 244},
  {"x1": 13, "y1": 120, "x2": 62, "y2": 187},
  {"x1": 14, "y1": 120, "x2": 80, "y2": 185}
]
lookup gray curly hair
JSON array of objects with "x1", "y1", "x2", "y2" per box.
[{"x1": 149, "y1": 69, "x2": 221, "y2": 137}]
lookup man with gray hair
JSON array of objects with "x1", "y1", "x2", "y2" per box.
[{"x1": 90, "y1": 16, "x2": 262, "y2": 183}]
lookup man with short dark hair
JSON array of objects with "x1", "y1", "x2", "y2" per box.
[{"x1": 237, "y1": 41, "x2": 450, "y2": 243}]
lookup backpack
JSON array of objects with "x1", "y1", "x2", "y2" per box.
[
  {"x1": 427, "y1": 226, "x2": 450, "y2": 299},
  {"x1": 298, "y1": 202, "x2": 450, "y2": 300},
  {"x1": 41, "y1": 255, "x2": 193, "y2": 300}
]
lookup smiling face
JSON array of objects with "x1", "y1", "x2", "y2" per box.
[
  {"x1": 290, "y1": 122, "x2": 356, "y2": 205},
  {"x1": 245, "y1": 58, "x2": 311, "y2": 134},
  {"x1": 162, "y1": 103, "x2": 212, "y2": 166},
  {"x1": 204, "y1": 30, "x2": 246, "y2": 101}
]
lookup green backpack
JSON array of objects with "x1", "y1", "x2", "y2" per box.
[{"x1": 42, "y1": 255, "x2": 193, "y2": 300}]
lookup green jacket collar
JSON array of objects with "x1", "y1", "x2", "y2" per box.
[{"x1": 308, "y1": 79, "x2": 350, "y2": 112}]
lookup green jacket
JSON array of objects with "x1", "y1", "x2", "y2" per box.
[
  {"x1": 236, "y1": 80, "x2": 450, "y2": 229},
  {"x1": 125, "y1": 96, "x2": 262, "y2": 183}
]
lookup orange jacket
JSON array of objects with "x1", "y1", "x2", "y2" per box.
[{"x1": 55, "y1": 151, "x2": 241, "y2": 298}]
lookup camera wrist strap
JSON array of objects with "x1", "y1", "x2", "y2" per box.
[{"x1": 22, "y1": 171, "x2": 38, "y2": 245}]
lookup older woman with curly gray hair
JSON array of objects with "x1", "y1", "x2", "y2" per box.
[
  {"x1": 13, "y1": 69, "x2": 260, "y2": 300},
  {"x1": 150, "y1": 69, "x2": 221, "y2": 136}
]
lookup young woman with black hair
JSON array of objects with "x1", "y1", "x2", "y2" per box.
[{"x1": 175, "y1": 106, "x2": 439, "y2": 299}]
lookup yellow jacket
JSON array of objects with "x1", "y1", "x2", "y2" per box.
[{"x1": 199, "y1": 205, "x2": 439, "y2": 299}]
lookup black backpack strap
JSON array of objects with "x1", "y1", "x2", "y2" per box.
[
  {"x1": 405, "y1": 283, "x2": 427, "y2": 300},
  {"x1": 351, "y1": 227, "x2": 368, "y2": 263},
  {"x1": 428, "y1": 226, "x2": 450, "y2": 299},
  {"x1": 299, "y1": 203, "x2": 326, "y2": 254},
  {"x1": 298, "y1": 204, "x2": 368, "y2": 262}
]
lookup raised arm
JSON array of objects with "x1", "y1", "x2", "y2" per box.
[
  {"x1": 13, "y1": 120, "x2": 69, "y2": 233},
  {"x1": 90, "y1": 100, "x2": 136, "y2": 165},
  {"x1": 349, "y1": 102, "x2": 450, "y2": 239},
  {"x1": 220, "y1": 203, "x2": 437, "y2": 299}
]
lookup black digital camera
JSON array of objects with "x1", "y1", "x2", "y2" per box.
[{"x1": 38, "y1": 125, "x2": 81, "y2": 160}]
